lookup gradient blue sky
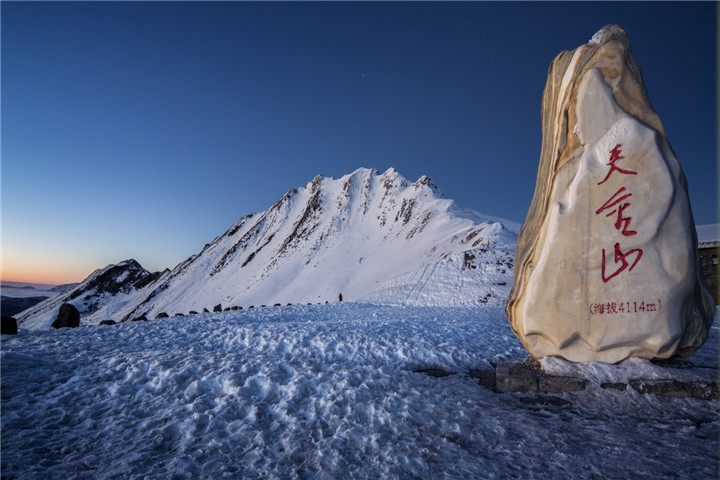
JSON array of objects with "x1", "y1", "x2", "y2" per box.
[{"x1": 2, "y1": 1, "x2": 717, "y2": 284}]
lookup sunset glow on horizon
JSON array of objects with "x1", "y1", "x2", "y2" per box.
[
  {"x1": 3, "y1": 264, "x2": 88, "y2": 286},
  {"x1": 3, "y1": 254, "x2": 100, "y2": 285}
]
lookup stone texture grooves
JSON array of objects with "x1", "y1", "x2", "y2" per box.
[{"x1": 505, "y1": 24, "x2": 714, "y2": 362}]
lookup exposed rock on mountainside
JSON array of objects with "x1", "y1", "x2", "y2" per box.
[{"x1": 506, "y1": 25, "x2": 714, "y2": 363}]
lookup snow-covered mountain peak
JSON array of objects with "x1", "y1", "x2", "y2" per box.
[
  {"x1": 413, "y1": 175, "x2": 441, "y2": 193},
  {"x1": 17, "y1": 167, "x2": 518, "y2": 328},
  {"x1": 114, "y1": 167, "x2": 516, "y2": 320}
]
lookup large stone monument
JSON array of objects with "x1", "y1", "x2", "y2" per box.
[{"x1": 506, "y1": 25, "x2": 715, "y2": 363}]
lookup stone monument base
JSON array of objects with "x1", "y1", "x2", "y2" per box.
[
  {"x1": 415, "y1": 359, "x2": 718, "y2": 401},
  {"x1": 491, "y1": 358, "x2": 717, "y2": 400}
]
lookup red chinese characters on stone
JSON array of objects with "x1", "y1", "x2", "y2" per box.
[
  {"x1": 589, "y1": 299, "x2": 661, "y2": 315},
  {"x1": 595, "y1": 187, "x2": 637, "y2": 236},
  {"x1": 598, "y1": 143, "x2": 637, "y2": 185},
  {"x1": 596, "y1": 144, "x2": 643, "y2": 283},
  {"x1": 601, "y1": 243, "x2": 643, "y2": 283}
]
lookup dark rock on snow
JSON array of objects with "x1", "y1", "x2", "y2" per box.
[
  {"x1": 52, "y1": 303, "x2": 80, "y2": 329},
  {"x1": 1, "y1": 316, "x2": 18, "y2": 334},
  {"x1": 99, "y1": 320, "x2": 116, "y2": 326}
]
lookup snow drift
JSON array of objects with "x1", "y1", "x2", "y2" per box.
[{"x1": 3, "y1": 304, "x2": 717, "y2": 479}]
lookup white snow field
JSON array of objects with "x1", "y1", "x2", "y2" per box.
[{"x1": 2, "y1": 304, "x2": 717, "y2": 479}]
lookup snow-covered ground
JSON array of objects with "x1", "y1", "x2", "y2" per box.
[{"x1": 2, "y1": 304, "x2": 717, "y2": 479}]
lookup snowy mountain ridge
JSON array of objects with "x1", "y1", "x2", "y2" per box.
[
  {"x1": 17, "y1": 168, "x2": 519, "y2": 328},
  {"x1": 16, "y1": 260, "x2": 165, "y2": 330}
]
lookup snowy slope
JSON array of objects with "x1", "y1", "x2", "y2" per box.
[
  {"x1": 360, "y1": 244, "x2": 515, "y2": 307},
  {"x1": 2, "y1": 304, "x2": 717, "y2": 479},
  {"x1": 119, "y1": 167, "x2": 518, "y2": 321}
]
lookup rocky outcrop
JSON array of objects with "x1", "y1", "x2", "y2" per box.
[
  {"x1": 506, "y1": 25, "x2": 714, "y2": 363},
  {"x1": 52, "y1": 303, "x2": 80, "y2": 329},
  {"x1": 64, "y1": 260, "x2": 160, "y2": 301}
]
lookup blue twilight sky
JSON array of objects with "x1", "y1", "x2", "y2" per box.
[{"x1": 2, "y1": 1, "x2": 717, "y2": 284}]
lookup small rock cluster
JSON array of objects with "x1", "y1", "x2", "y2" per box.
[{"x1": 138, "y1": 301, "x2": 333, "y2": 323}]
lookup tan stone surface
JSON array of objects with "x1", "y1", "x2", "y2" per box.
[{"x1": 506, "y1": 25, "x2": 714, "y2": 363}]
